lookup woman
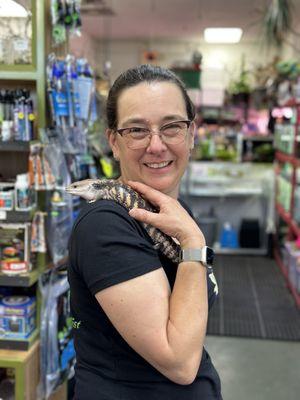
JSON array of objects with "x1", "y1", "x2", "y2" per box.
[{"x1": 68, "y1": 64, "x2": 222, "y2": 399}]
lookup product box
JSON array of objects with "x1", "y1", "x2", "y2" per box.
[
  {"x1": 0, "y1": 296, "x2": 36, "y2": 338},
  {"x1": 0, "y1": 223, "x2": 31, "y2": 275},
  {"x1": 0, "y1": 183, "x2": 14, "y2": 211},
  {"x1": 284, "y1": 241, "x2": 300, "y2": 293}
]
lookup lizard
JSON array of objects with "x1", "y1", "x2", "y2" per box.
[{"x1": 65, "y1": 178, "x2": 181, "y2": 263}]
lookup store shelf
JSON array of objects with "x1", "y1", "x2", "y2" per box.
[
  {"x1": 278, "y1": 99, "x2": 299, "y2": 108},
  {"x1": 46, "y1": 256, "x2": 68, "y2": 271},
  {"x1": 182, "y1": 187, "x2": 263, "y2": 196},
  {"x1": 0, "y1": 210, "x2": 33, "y2": 223},
  {"x1": 0, "y1": 269, "x2": 39, "y2": 287},
  {"x1": 275, "y1": 202, "x2": 300, "y2": 237},
  {"x1": 275, "y1": 150, "x2": 300, "y2": 167},
  {"x1": 0, "y1": 329, "x2": 39, "y2": 351},
  {"x1": 215, "y1": 247, "x2": 268, "y2": 255},
  {"x1": 243, "y1": 136, "x2": 274, "y2": 142},
  {"x1": 0, "y1": 141, "x2": 30, "y2": 153},
  {"x1": 0, "y1": 339, "x2": 39, "y2": 400},
  {"x1": 0, "y1": 70, "x2": 37, "y2": 81},
  {"x1": 274, "y1": 248, "x2": 300, "y2": 308}
]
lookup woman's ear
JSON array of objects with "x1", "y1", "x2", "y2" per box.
[
  {"x1": 189, "y1": 121, "x2": 196, "y2": 150},
  {"x1": 106, "y1": 129, "x2": 120, "y2": 160}
]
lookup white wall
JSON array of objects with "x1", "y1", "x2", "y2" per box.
[
  {"x1": 69, "y1": 32, "x2": 98, "y2": 68},
  {"x1": 92, "y1": 38, "x2": 284, "y2": 87}
]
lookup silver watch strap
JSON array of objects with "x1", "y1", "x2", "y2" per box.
[{"x1": 180, "y1": 248, "x2": 204, "y2": 263}]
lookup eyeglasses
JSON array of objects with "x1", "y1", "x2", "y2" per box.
[{"x1": 115, "y1": 120, "x2": 192, "y2": 149}]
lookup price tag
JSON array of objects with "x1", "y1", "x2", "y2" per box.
[
  {"x1": 0, "y1": 210, "x2": 7, "y2": 220},
  {"x1": 13, "y1": 38, "x2": 28, "y2": 52}
]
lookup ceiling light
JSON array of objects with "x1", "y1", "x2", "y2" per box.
[
  {"x1": 0, "y1": 0, "x2": 28, "y2": 17},
  {"x1": 204, "y1": 28, "x2": 243, "y2": 43}
]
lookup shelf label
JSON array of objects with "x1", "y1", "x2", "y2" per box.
[
  {"x1": 13, "y1": 39, "x2": 29, "y2": 52},
  {"x1": 0, "y1": 210, "x2": 7, "y2": 220}
]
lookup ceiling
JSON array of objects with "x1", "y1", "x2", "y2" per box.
[{"x1": 80, "y1": 0, "x2": 295, "y2": 42}]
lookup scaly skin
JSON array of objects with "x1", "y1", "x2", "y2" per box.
[{"x1": 65, "y1": 179, "x2": 180, "y2": 263}]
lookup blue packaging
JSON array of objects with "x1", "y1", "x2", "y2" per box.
[
  {"x1": 220, "y1": 222, "x2": 239, "y2": 248},
  {"x1": 0, "y1": 296, "x2": 36, "y2": 338}
]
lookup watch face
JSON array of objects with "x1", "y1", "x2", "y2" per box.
[{"x1": 206, "y1": 247, "x2": 214, "y2": 265}]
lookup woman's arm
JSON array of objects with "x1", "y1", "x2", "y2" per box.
[{"x1": 95, "y1": 182, "x2": 208, "y2": 385}]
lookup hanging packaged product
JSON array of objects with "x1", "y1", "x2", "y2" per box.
[
  {"x1": 39, "y1": 269, "x2": 75, "y2": 398},
  {"x1": 29, "y1": 143, "x2": 56, "y2": 190},
  {"x1": 0, "y1": 223, "x2": 31, "y2": 275},
  {"x1": 51, "y1": 0, "x2": 82, "y2": 47},
  {"x1": 31, "y1": 211, "x2": 47, "y2": 253}
]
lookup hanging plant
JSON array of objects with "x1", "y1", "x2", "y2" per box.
[{"x1": 262, "y1": 0, "x2": 293, "y2": 48}]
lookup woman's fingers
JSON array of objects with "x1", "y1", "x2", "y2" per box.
[
  {"x1": 127, "y1": 180, "x2": 168, "y2": 207},
  {"x1": 129, "y1": 208, "x2": 159, "y2": 225}
]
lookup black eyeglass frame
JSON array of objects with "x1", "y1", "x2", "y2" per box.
[{"x1": 114, "y1": 119, "x2": 192, "y2": 138}]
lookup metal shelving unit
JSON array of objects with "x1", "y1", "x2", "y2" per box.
[
  {"x1": 181, "y1": 161, "x2": 272, "y2": 256},
  {"x1": 274, "y1": 107, "x2": 300, "y2": 308}
]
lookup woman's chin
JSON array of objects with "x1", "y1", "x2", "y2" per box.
[{"x1": 144, "y1": 178, "x2": 179, "y2": 198}]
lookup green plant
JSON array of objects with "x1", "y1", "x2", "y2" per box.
[
  {"x1": 228, "y1": 55, "x2": 252, "y2": 95},
  {"x1": 262, "y1": 0, "x2": 293, "y2": 48}
]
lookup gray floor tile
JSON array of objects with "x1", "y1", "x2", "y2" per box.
[{"x1": 205, "y1": 335, "x2": 300, "y2": 400}]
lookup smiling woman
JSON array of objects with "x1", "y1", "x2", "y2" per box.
[
  {"x1": 107, "y1": 80, "x2": 194, "y2": 197},
  {"x1": 68, "y1": 64, "x2": 222, "y2": 400}
]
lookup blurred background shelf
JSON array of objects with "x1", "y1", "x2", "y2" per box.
[{"x1": 0, "y1": 270, "x2": 39, "y2": 288}]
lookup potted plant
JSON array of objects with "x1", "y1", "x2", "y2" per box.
[{"x1": 228, "y1": 55, "x2": 252, "y2": 105}]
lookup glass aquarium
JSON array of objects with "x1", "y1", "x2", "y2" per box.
[{"x1": 0, "y1": 0, "x2": 32, "y2": 65}]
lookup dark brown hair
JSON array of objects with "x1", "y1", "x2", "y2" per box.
[{"x1": 106, "y1": 64, "x2": 195, "y2": 129}]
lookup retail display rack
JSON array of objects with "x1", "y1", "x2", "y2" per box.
[
  {"x1": 274, "y1": 102, "x2": 300, "y2": 308},
  {"x1": 0, "y1": 1, "x2": 69, "y2": 399}
]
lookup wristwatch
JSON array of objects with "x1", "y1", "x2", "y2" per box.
[{"x1": 179, "y1": 246, "x2": 214, "y2": 269}]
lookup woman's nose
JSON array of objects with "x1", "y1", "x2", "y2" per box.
[{"x1": 146, "y1": 133, "x2": 167, "y2": 153}]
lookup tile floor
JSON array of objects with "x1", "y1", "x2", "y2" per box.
[{"x1": 205, "y1": 335, "x2": 300, "y2": 400}]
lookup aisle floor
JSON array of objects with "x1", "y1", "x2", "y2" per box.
[{"x1": 205, "y1": 332, "x2": 300, "y2": 400}]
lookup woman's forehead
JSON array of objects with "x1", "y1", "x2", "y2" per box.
[{"x1": 117, "y1": 81, "x2": 187, "y2": 124}]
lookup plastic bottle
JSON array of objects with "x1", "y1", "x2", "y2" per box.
[
  {"x1": 220, "y1": 222, "x2": 239, "y2": 248},
  {"x1": 15, "y1": 173, "x2": 30, "y2": 211}
]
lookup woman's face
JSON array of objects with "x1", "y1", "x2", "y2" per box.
[{"x1": 108, "y1": 81, "x2": 194, "y2": 198}]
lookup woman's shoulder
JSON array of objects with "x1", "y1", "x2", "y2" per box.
[
  {"x1": 72, "y1": 199, "x2": 145, "y2": 240},
  {"x1": 77, "y1": 199, "x2": 129, "y2": 223}
]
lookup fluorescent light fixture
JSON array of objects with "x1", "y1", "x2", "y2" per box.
[
  {"x1": 204, "y1": 28, "x2": 243, "y2": 43},
  {"x1": 0, "y1": 0, "x2": 28, "y2": 17}
]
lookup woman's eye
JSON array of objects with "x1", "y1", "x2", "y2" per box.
[
  {"x1": 165, "y1": 123, "x2": 180, "y2": 130},
  {"x1": 129, "y1": 127, "x2": 147, "y2": 133}
]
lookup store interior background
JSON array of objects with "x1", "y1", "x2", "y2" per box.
[
  {"x1": 71, "y1": 2, "x2": 300, "y2": 399},
  {"x1": 74, "y1": 2, "x2": 300, "y2": 399},
  {"x1": 1, "y1": 0, "x2": 300, "y2": 399}
]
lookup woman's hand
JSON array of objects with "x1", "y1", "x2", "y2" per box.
[{"x1": 127, "y1": 181, "x2": 205, "y2": 248}]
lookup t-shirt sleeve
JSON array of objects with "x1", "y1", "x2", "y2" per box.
[{"x1": 71, "y1": 202, "x2": 162, "y2": 295}]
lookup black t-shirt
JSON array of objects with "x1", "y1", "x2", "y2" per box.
[{"x1": 68, "y1": 199, "x2": 222, "y2": 400}]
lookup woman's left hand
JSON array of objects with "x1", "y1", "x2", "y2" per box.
[{"x1": 127, "y1": 180, "x2": 205, "y2": 247}]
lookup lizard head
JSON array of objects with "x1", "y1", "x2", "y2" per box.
[{"x1": 65, "y1": 179, "x2": 101, "y2": 202}]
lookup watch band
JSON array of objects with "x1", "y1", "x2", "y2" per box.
[{"x1": 179, "y1": 246, "x2": 214, "y2": 270}]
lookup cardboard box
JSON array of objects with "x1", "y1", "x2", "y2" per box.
[
  {"x1": 0, "y1": 296, "x2": 36, "y2": 339},
  {"x1": 0, "y1": 223, "x2": 31, "y2": 275}
]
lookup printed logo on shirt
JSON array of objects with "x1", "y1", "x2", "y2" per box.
[
  {"x1": 72, "y1": 318, "x2": 82, "y2": 329},
  {"x1": 208, "y1": 272, "x2": 219, "y2": 295}
]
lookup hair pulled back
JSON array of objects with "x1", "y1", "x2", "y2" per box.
[{"x1": 106, "y1": 64, "x2": 195, "y2": 129}]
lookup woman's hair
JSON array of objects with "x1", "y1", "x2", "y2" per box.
[{"x1": 106, "y1": 64, "x2": 195, "y2": 129}]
